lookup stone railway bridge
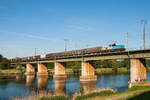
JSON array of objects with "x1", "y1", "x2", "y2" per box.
[{"x1": 11, "y1": 49, "x2": 150, "y2": 87}]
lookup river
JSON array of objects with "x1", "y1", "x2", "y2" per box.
[{"x1": 0, "y1": 73, "x2": 150, "y2": 99}]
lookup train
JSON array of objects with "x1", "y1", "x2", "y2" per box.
[{"x1": 10, "y1": 44, "x2": 125, "y2": 63}]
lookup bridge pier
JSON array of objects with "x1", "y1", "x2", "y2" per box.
[
  {"x1": 37, "y1": 63, "x2": 48, "y2": 76},
  {"x1": 129, "y1": 58, "x2": 147, "y2": 88},
  {"x1": 80, "y1": 61, "x2": 97, "y2": 82},
  {"x1": 25, "y1": 64, "x2": 35, "y2": 75},
  {"x1": 53, "y1": 62, "x2": 67, "y2": 79}
]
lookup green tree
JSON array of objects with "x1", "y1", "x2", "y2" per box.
[
  {"x1": 0, "y1": 55, "x2": 10, "y2": 69},
  {"x1": 47, "y1": 63, "x2": 54, "y2": 69}
]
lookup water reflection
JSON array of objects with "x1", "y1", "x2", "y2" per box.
[
  {"x1": 16, "y1": 75, "x2": 23, "y2": 81},
  {"x1": 37, "y1": 76, "x2": 48, "y2": 90},
  {"x1": 80, "y1": 81, "x2": 97, "y2": 94},
  {"x1": 26, "y1": 75, "x2": 35, "y2": 87},
  {"x1": 0, "y1": 73, "x2": 139, "y2": 99},
  {"x1": 54, "y1": 77, "x2": 66, "y2": 95}
]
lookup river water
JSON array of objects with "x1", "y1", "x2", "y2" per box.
[{"x1": 0, "y1": 73, "x2": 150, "y2": 99}]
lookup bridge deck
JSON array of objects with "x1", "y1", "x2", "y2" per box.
[{"x1": 11, "y1": 49, "x2": 150, "y2": 64}]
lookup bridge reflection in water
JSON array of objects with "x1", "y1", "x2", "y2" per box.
[
  {"x1": 80, "y1": 81, "x2": 97, "y2": 94},
  {"x1": 54, "y1": 77, "x2": 66, "y2": 95},
  {"x1": 37, "y1": 76, "x2": 48, "y2": 90},
  {"x1": 26, "y1": 75, "x2": 35, "y2": 88},
  {"x1": 25, "y1": 75, "x2": 98, "y2": 95}
]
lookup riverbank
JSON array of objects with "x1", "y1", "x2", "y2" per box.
[
  {"x1": 83, "y1": 86, "x2": 150, "y2": 100},
  {"x1": 95, "y1": 68, "x2": 129, "y2": 74},
  {"x1": 0, "y1": 68, "x2": 129, "y2": 76},
  {"x1": 0, "y1": 69, "x2": 22, "y2": 75},
  {"x1": 18, "y1": 86, "x2": 150, "y2": 100},
  {"x1": 0, "y1": 67, "x2": 150, "y2": 76},
  {"x1": 48, "y1": 68, "x2": 130, "y2": 75}
]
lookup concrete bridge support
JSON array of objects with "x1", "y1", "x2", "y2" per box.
[
  {"x1": 80, "y1": 61, "x2": 97, "y2": 81},
  {"x1": 53, "y1": 62, "x2": 67, "y2": 79},
  {"x1": 25, "y1": 64, "x2": 35, "y2": 75},
  {"x1": 37, "y1": 63, "x2": 48, "y2": 76},
  {"x1": 130, "y1": 58, "x2": 147, "y2": 82}
]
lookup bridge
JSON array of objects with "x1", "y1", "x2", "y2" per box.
[{"x1": 10, "y1": 48, "x2": 150, "y2": 87}]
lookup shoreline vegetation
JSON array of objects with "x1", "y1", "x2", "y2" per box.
[
  {"x1": 73, "y1": 86, "x2": 150, "y2": 100},
  {"x1": 1, "y1": 67, "x2": 150, "y2": 76},
  {"x1": 12, "y1": 86, "x2": 150, "y2": 100},
  {"x1": 1, "y1": 66, "x2": 150, "y2": 76},
  {"x1": 0, "y1": 68, "x2": 129, "y2": 76}
]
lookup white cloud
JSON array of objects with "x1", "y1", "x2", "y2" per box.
[
  {"x1": 19, "y1": 33, "x2": 52, "y2": 41},
  {"x1": 0, "y1": 44, "x2": 32, "y2": 48},
  {"x1": 0, "y1": 30, "x2": 62, "y2": 42},
  {"x1": 69, "y1": 24, "x2": 93, "y2": 31},
  {"x1": 64, "y1": 23, "x2": 94, "y2": 33}
]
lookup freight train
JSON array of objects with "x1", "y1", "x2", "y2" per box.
[{"x1": 10, "y1": 44, "x2": 125, "y2": 63}]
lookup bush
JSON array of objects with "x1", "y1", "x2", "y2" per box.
[
  {"x1": 41, "y1": 96, "x2": 70, "y2": 100},
  {"x1": 47, "y1": 63, "x2": 54, "y2": 69},
  {"x1": 75, "y1": 91, "x2": 115, "y2": 100}
]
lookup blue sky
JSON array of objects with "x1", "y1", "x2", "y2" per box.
[{"x1": 0, "y1": 0, "x2": 150, "y2": 58}]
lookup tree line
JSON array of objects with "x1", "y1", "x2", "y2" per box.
[{"x1": 0, "y1": 54, "x2": 10, "y2": 69}]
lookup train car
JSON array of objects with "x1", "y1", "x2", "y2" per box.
[
  {"x1": 34, "y1": 55, "x2": 41, "y2": 60},
  {"x1": 21, "y1": 57, "x2": 29, "y2": 62},
  {"x1": 111, "y1": 45, "x2": 125, "y2": 49},
  {"x1": 46, "y1": 52, "x2": 62, "y2": 59},
  {"x1": 45, "y1": 53, "x2": 53, "y2": 58},
  {"x1": 10, "y1": 43, "x2": 125, "y2": 62},
  {"x1": 73, "y1": 49, "x2": 86, "y2": 55},
  {"x1": 60, "y1": 51, "x2": 72, "y2": 57},
  {"x1": 11, "y1": 57, "x2": 22, "y2": 62},
  {"x1": 40, "y1": 54, "x2": 46, "y2": 59},
  {"x1": 86, "y1": 47, "x2": 103, "y2": 54},
  {"x1": 45, "y1": 44, "x2": 125, "y2": 59}
]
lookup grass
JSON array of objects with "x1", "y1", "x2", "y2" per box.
[
  {"x1": 113, "y1": 86, "x2": 150, "y2": 100},
  {"x1": 128, "y1": 86, "x2": 150, "y2": 92},
  {"x1": 0, "y1": 69, "x2": 22, "y2": 75},
  {"x1": 95, "y1": 68, "x2": 114, "y2": 74},
  {"x1": 40, "y1": 96, "x2": 70, "y2": 100},
  {"x1": 75, "y1": 91, "x2": 115, "y2": 100},
  {"x1": 95, "y1": 68, "x2": 129, "y2": 74},
  {"x1": 80, "y1": 86, "x2": 150, "y2": 100},
  {"x1": 119, "y1": 91, "x2": 150, "y2": 100},
  {"x1": 117, "y1": 68, "x2": 129, "y2": 73},
  {"x1": 14, "y1": 86, "x2": 150, "y2": 100},
  {"x1": 127, "y1": 91, "x2": 150, "y2": 100},
  {"x1": 118, "y1": 86, "x2": 150, "y2": 100},
  {"x1": 48, "y1": 68, "x2": 129, "y2": 75}
]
